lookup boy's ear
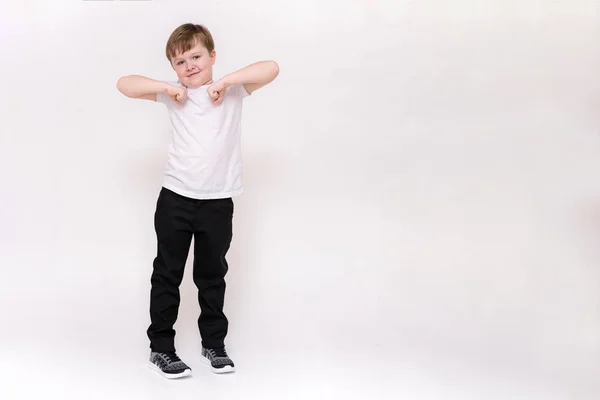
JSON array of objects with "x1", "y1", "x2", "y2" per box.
[{"x1": 210, "y1": 50, "x2": 216, "y2": 65}]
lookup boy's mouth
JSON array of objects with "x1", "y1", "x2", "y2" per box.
[{"x1": 188, "y1": 71, "x2": 200, "y2": 77}]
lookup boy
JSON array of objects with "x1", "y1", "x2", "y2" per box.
[{"x1": 116, "y1": 23, "x2": 279, "y2": 379}]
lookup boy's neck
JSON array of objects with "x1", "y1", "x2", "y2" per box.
[{"x1": 185, "y1": 78, "x2": 213, "y2": 89}]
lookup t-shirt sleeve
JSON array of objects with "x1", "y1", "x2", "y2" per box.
[
  {"x1": 239, "y1": 84, "x2": 251, "y2": 98},
  {"x1": 227, "y1": 83, "x2": 250, "y2": 100},
  {"x1": 156, "y1": 81, "x2": 181, "y2": 105},
  {"x1": 156, "y1": 90, "x2": 168, "y2": 105}
]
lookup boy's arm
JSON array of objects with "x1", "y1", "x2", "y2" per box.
[
  {"x1": 116, "y1": 75, "x2": 170, "y2": 101},
  {"x1": 221, "y1": 61, "x2": 280, "y2": 94}
]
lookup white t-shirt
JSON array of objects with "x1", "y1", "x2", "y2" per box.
[{"x1": 156, "y1": 80, "x2": 250, "y2": 199}]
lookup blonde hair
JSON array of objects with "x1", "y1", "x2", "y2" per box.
[{"x1": 165, "y1": 23, "x2": 215, "y2": 62}]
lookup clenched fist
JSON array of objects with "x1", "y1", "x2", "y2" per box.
[
  {"x1": 207, "y1": 80, "x2": 227, "y2": 105},
  {"x1": 166, "y1": 85, "x2": 188, "y2": 105}
]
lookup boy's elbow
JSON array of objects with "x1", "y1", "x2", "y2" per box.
[
  {"x1": 269, "y1": 61, "x2": 280, "y2": 80},
  {"x1": 116, "y1": 76, "x2": 134, "y2": 97},
  {"x1": 116, "y1": 76, "x2": 127, "y2": 94}
]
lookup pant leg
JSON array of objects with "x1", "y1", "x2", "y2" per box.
[
  {"x1": 192, "y1": 197, "x2": 234, "y2": 349},
  {"x1": 147, "y1": 188, "x2": 194, "y2": 353}
]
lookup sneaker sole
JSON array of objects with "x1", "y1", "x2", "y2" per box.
[
  {"x1": 200, "y1": 355, "x2": 235, "y2": 374},
  {"x1": 148, "y1": 362, "x2": 192, "y2": 379}
]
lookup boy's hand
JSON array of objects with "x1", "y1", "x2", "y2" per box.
[
  {"x1": 166, "y1": 84, "x2": 188, "y2": 105},
  {"x1": 207, "y1": 80, "x2": 227, "y2": 105}
]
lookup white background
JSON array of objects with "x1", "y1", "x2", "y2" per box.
[{"x1": 2, "y1": 0, "x2": 600, "y2": 398}]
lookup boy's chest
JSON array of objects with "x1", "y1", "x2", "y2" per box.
[
  {"x1": 173, "y1": 94, "x2": 231, "y2": 135},
  {"x1": 186, "y1": 91, "x2": 221, "y2": 114},
  {"x1": 180, "y1": 94, "x2": 224, "y2": 122}
]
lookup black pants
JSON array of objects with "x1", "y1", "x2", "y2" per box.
[{"x1": 147, "y1": 187, "x2": 234, "y2": 352}]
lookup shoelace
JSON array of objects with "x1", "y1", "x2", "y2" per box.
[
  {"x1": 163, "y1": 352, "x2": 182, "y2": 363},
  {"x1": 208, "y1": 347, "x2": 228, "y2": 358}
]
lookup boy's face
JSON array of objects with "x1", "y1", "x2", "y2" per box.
[{"x1": 170, "y1": 42, "x2": 216, "y2": 88}]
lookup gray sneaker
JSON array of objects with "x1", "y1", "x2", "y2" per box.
[
  {"x1": 148, "y1": 351, "x2": 192, "y2": 379},
  {"x1": 201, "y1": 347, "x2": 235, "y2": 373}
]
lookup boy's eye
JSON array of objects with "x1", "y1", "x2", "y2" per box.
[{"x1": 194, "y1": 55, "x2": 201, "y2": 59}]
